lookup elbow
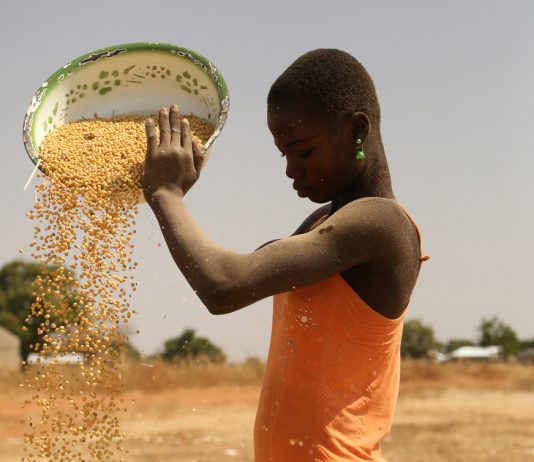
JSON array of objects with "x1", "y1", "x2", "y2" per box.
[
  {"x1": 194, "y1": 289, "x2": 224, "y2": 315},
  {"x1": 200, "y1": 283, "x2": 251, "y2": 315},
  {"x1": 203, "y1": 297, "x2": 228, "y2": 315},
  {"x1": 202, "y1": 298, "x2": 237, "y2": 316},
  {"x1": 206, "y1": 304, "x2": 229, "y2": 316},
  {"x1": 196, "y1": 254, "x2": 259, "y2": 314}
]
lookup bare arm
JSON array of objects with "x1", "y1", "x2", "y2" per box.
[
  {"x1": 143, "y1": 105, "x2": 395, "y2": 314},
  {"x1": 148, "y1": 190, "x2": 392, "y2": 314}
]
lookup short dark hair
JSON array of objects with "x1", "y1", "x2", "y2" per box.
[{"x1": 268, "y1": 49, "x2": 380, "y2": 126}]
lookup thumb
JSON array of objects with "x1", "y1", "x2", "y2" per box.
[{"x1": 192, "y1": 140, "x2": 204, "y2": 176}]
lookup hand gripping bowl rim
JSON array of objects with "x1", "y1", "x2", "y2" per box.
[{"x1": 22, "y1": 41, "x2": 230, "y2": 168}]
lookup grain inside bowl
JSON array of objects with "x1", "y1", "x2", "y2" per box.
[{"x1": 38, "y1": 114, "x2": 213, "y2": 203}]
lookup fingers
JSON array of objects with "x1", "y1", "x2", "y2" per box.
[
  {"x1": 145, "y1": 118, "x2": 157, "y2": 156},
  {"x1": 158, "y1": 107, "x2": 171, "y2": 146},
  {"x1": 192, "y1": 139, "x2": 204, "y2": 176},
  {"x1": 169, "y1": 104, "x2": 182, "y2": 146},
  {"x1": 181, "y1": 118, "x2": 204, "y2": 175},
  {"x1": 180, "y1": 117, "x2": 192, "y2": 149}
]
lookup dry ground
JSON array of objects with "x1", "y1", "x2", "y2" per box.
[{"x1": 1, "y1": 361, "x2": 533, "y2": 462}]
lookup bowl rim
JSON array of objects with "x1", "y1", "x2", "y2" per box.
[{"x1": 22, "y1": 41, "x2": 230, "y2": 166}]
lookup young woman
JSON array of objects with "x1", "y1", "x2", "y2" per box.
[{"x1": 142, "y1": 49, "x2": 428, "y2": 462}]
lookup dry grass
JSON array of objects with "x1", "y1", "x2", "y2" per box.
[
  {"x1": 4, "y1": 358, "x2": 531, "y2": 393},
  {"x1": 400, "y1": 359, "x2": 534, "y2": 394},
  {"x1": 121, "y1": 358, "x2": 265, "y2": 391},
  {"x1": 0, "y1": 358, "x2": 265, "y2": 396}
]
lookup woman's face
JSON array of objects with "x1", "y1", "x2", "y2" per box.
[{"x1": 267, "y1": 104, "x2": 361, "y2": 203}]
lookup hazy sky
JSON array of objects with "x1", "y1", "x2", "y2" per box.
[{"x1": 1, "y1": 1, "x2": 533, "y2": 361}]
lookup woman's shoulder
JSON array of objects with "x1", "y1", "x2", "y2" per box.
[
  {"x1": 333, "y1": 197, "x2": 409, "y2": 227},
  {"x1": 340, "y1": 196, "x2": 402, "y2": 214},
  {"x1": 333, "y1": 197, "x2": 421, "y2": 257},
  {"x1": 293, "y1": 197, "x2": 410, "y2": 236}
]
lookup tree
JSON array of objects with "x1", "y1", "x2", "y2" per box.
[
  {"x1": 478, "y1": 316, "x2": 520, "y2": 358},
  {"x1": 0, "y1": 260, "x2": 81, "y2": 362},
  {"x1": 121, "y1": 340, "x2": 142, "y2": 361},
  {"x1": 401, "y1": 319, "x2": 437, "y2": 358},
  {"x1": 162, "y1": 328, "x2": 226, "y2": 363},
  {"x1": 519, "y1": 338, "x2": 534, "y2": 350}
]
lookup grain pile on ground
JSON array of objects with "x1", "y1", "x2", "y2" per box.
[{"x1": 21, "y1": 114, "x2": 213, "y2": 462}]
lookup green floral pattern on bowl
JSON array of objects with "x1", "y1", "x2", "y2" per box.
[{"x1": 23, "y1": 42, "x2": 230, "y2": 167}]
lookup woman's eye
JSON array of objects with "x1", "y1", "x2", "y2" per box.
[{"x1": 279, "y1": 149, "x2": 313, "y2": 158}]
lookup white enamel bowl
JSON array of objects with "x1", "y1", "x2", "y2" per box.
[{"x1": 23, "y1": 42, "x2": 229, "y2": 169}]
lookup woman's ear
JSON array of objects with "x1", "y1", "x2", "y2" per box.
[{"x1": 350, "y1": 112, "x2": 371, "y2": 142}]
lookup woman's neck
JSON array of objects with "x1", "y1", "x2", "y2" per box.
[{"x1": 330, "y1": 137, "x2": 394, "y2": 214}]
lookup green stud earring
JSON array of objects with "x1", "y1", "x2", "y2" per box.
[{"x1": 355, "y1": 138, "x2": 365, "y2": 160}]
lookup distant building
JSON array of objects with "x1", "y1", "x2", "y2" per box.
[
  {"x1": 26, "y1": 352, "x2": 84, "y2": 366},
  {"x1": 0, "y1": 326, "x2": 20, "y2": 370},
  {"x1": 445, "y1": 345, "x2": 502, "y2": 361},
  {"x1": 428, "y1": 349, "x2": 447, "y2": 362},
  {"x1": 25, "y1": 330, "x2": 85, "y2": 366}
]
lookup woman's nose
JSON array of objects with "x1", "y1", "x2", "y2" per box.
[{"x1": 285, "y1": 158, "x2": 304, "y2": 180}]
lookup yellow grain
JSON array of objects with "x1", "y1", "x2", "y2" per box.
[{"x1": 22, "y1": 114, "x2": 214, "y2": 462}]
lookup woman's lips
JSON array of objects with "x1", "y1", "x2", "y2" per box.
[{"x1": 294, "y1": 186, "x2": 310, "y2": 197}]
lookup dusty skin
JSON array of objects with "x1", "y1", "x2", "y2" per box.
[{"x1": 1, "y1": 360, "x2": 534, "y2": 462}]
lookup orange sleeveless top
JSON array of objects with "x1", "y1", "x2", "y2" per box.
[{"x1": 254, "y1": 209, "x2": 428, "y2": 462}]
